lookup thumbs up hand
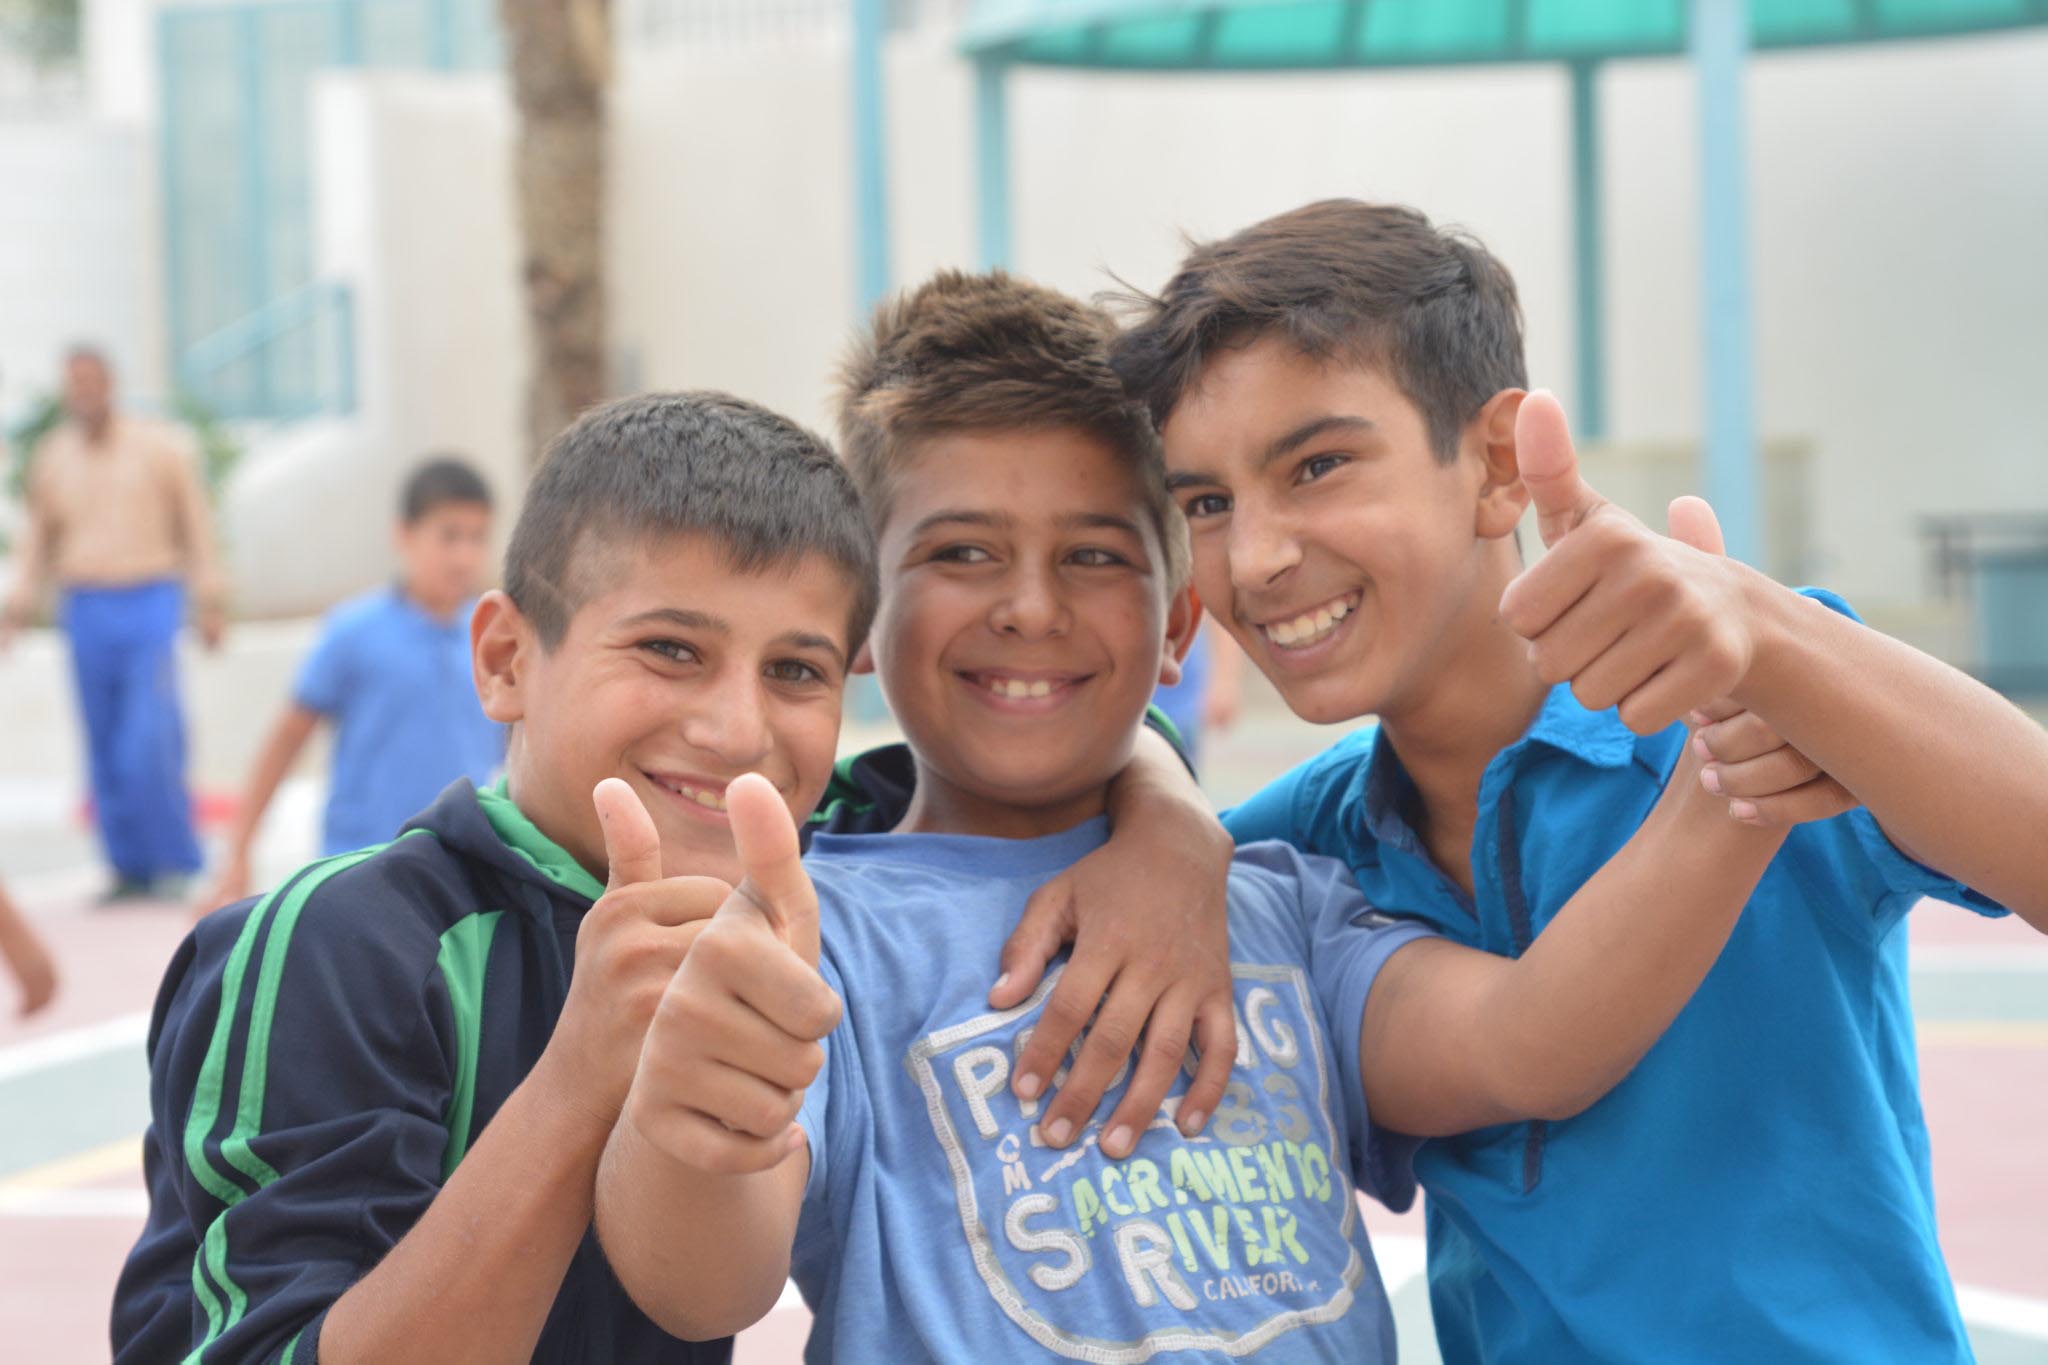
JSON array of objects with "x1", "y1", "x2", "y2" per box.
[
  {"x1": 1498, "y1": 392, "x2": 1764, "y2": 736},
  {"x1": 622, "y1": 773, "x2": 842, "y2": 1176},
  {"x1": 540, "y1": 779, "x2": 735, "y2": 1133}
]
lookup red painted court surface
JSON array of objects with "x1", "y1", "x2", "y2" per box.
[{"x1": 4, "y1": 867, "x2": 2045, "y2": 1362}]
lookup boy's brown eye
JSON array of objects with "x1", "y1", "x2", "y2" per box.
[
  {"x1": 767, "y1": 660, "x2": 827, "y2": 685},
  {"x1": 1185, "y1": 493, "x2": 1230, "y2": 519}
]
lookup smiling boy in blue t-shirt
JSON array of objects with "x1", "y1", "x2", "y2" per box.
[{"x1": 592, "y1": 272, "x2": 1803, "y2": 1361}]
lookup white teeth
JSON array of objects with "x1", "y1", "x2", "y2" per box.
[
  {"x1": 987, "y1": 676, "x2": 1057, "y2": 699},
  {"x1": 1261, "y1": 593, "x2": 1359, "y2": 649}
]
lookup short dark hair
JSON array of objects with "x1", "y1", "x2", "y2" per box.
[
  {"x1": 836, "y1": 269, "x2": 1189, "y2": 587},
  {"x1": 400, "y1": 454, "x2": 493, "y2": 523},
  {"x1": 504, "y1": 391, "x2": 877, "y2": 651},
  {"x1": 1110, "y1": 200, "x2": 1527, "y2": 460}
]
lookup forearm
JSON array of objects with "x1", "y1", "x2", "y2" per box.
[
  {"x1": 223, "y1": 709, "x2": 319, "y2": 859},
  {"x1": 1480, "y1": 781, "x2": 1785, "y2": 1120},
  {"x1": 594, "y1": 1113, "x2": 804, "y2": 1341},
  {"x1": 1107, "y1": 728, "x2": 1231, "y2": 858},
  {"x1": 1733, "y1": 577, "x2": 2048, "y2": 924},
  {"x1": 318, "y1": 1052, "x2": 610, "y2": 1364}
]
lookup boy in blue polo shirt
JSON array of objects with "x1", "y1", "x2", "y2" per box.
[
  {"x1": 985, "y1": 201, "x2": 2048, "y2": 1362},
  {"x1": 200, "y1": 456, "x2": 505, "y2": 909},
  {"x1": 593, "y1": 272, "x2": 1806, "y2": 1361}
]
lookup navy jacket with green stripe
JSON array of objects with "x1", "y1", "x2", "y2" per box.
[{"x1": 112, "y1": 780, "x2": 733, "y2": 1364}]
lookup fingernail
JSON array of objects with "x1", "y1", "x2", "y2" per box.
[
  {"x1": 1729, "y1": 800, "x2": 1757, "y2": 821},
  {"x1": 1106, "y1": 1125, "x2": 1132, "y2": 1157},
  {"x1": 1688, "y1": 709, "x2": 1711, "y2": 728},
  {"x1": 993, "y1": 972, "x2": 1010, "y2": 994},
  {"x1": 1692, "y1": 733, "x2": 1712, "y2": 760},
  {"x1": 1046, "y1": 1116, "x2": 1073, "y2": 1146},
  {"x1": 1699, "y1": 766, "x2": 1721, "y2": 794},
  {"x1": 1179, "y1": 1108, "x2": 1207, "y2": 1136},
  {"x1": 1015, "y1": 1072, "x2": 1042, "y2": 1101}
]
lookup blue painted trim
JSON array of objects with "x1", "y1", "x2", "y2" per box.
[
  {"x1": 851, "y1": 0, "x2": 892, "y2": 315},
  {"x1": 974, "y1": 58, "x2": 1012, "y2": 270},
  {"x1": 1569, "y1": 60, "x2": 1605, "y2": 442},
  {"x1": 1693, "y1": 0, "x2": 1761, "y2": 566}
]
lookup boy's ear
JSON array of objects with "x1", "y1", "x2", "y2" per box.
[
  {"x1": 1157, "y1": 585, "x2": 1202, "y2": 689},
  {"x1": 471, "y1": 589, "x2": 532, "y2": 724},
  {"x1": 1471, "y1": 387, "x2": 1533, "y2": 541},
  {"x1": 850, "y1": 640, "x2": 875, "y2": 676}
]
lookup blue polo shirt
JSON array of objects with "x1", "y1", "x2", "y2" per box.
[
  {"x1": 294, "y1": 586, "x2": 505, "y2": 855},
  {"x1": 1222, "y1": 589, "x2": 2005, "y2": 1364}
]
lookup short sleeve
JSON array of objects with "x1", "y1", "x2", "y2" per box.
[
  {"x1": 794, "y1": 948, "x2": 864, "y2": 1265},
  {"x1": 112, "y1": 865, "x2": 457, "y2": 1364},
  {"x1": 1278, "y1": 846, "x2": 1438, "y2": 1210},
  {"x1": 292, "y1": 613, "x2": 353, "y2": 716}
]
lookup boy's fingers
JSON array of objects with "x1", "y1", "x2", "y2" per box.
[
  {"x1": 1666, "y1": 494, "x2": 1727, "y2": 557},
  {"x1": 1692, "y1": 711, "x2": 1784, "y2": 766},
  {"x1": 726, "y1": 773, "x2": 821, "y2": 966},
  {"x1": 1041, "y1": 975, "x2": 1156, "y2": 1152},
  {"x1": 1012, "y1": 955, "x2": 1112, "y2": 1108},
  {"x1": 1097, "y1": 985, "x2": 1204, "y2": 1159},
  {"x1": 993, "y1": 879, "x2": 1076, "y2": 1008},
  {"x1": 1700, "y1": 746, "x2": 1822, "y2": 800},
  {"x1": 595, "y1": 778, "x2": 663, "y2": 891},
  {"x1": 1730, "y1": 775, "x2": 1859, "y2": 828},
  {"x1": 1516, "y1": 390, "x2": 1604, "y2": 549},
  {"x1": 633, "y1": 875, "x2": 736, "y2": 928},
  {"x1": 633, "y1": 1100, "x2": 805, "y2": 1177},
  {"x1": 1177, "y1": 997, "x2": 1235, "y2": 1139},
  {"x1": 1686, "y1": 697, "x2": 1746, "y2": 729}
]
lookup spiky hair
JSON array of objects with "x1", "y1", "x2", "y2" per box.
[{"x1": 835, "y1": 269, "x2": 1188, "y2": 587}]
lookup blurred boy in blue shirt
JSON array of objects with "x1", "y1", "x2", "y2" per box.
[{"x1": 200, "y1": 456, "x2": 503, "y2": 908}]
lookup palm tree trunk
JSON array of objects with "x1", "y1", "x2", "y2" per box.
[{"x1": 499, "y1": 0, "x2": 611, "y2": 464}]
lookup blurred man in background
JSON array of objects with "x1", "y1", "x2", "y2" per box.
[{"x1": 1, "y1": 346, "x2": 224, "y2": 902}]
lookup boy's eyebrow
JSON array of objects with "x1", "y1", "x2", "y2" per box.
[
  {"x1": 775, "y1": 631, "x2": 849, "y2": 667},
  {"x1": 618, "y1": 607, "x2": 846, "y2": 666},
  {"x1": 1162, "y1": 414, "x2": 1379, "y2": 492},
  {"x1": 1063, "y1": 511, "x2": 1146, "y2": 537},
  {"x1": 907, "y1": 508, "x2": 1010, "y2": 538},
  {"x1": 619, "y1": 606, "x2": 727, "y2": 633},
  {"x1": 1259, "y1": 414, "x2": 1376, "y2": 470}
]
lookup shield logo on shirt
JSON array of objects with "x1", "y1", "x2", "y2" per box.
[{"x1": 904, "y1": 962, "x2": 1375, "y2": 1360}]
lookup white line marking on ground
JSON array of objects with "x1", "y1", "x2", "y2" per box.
[
  {"x1": 0, "y1": 1187, "x2": 149, "y2": 1218},
  {"x1": 1956, "y1": 1283, "x2": 2048, "y2": 1340},
  {"x1": 0, "y1": 1011, "x2": 149, "y2": 1082},
  {"x1": 1912, "y1": 946, "x2": 2048, "y2": 971}
]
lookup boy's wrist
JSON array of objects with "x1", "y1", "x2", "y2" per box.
[
  {"x1": 530, "y1": 1026, "x2": 629, "y2": 1148},
  {"x1": 1726, "y1": 569, "x2": 1808, "y2": 715}
]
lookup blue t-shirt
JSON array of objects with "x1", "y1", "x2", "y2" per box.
[
  {"x1": 1222, "y1": 589, "x2": 2007, "y2": 1365},
  {"x1": 293, "y1": 586, "x2": 505, "y2": 855},
  {"x1": 794, "y1": 821, "x2": 1436, "y2": 1364}
]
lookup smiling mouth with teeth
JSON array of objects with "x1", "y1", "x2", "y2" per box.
[
  {"x1": 652, "y1": 776, "x2": 728, "y2": 812},
  {"x1": 966, "y1": 674, "x2": 1073, "y2": 701},
  {"x1": 1257, "y1": 592, "x2": 1362, "y2": 649}
]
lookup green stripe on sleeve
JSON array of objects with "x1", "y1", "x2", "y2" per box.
[
  {"x1": 180, "y1": 835, "x2": 427, "y2": 1364},
  {"x1": 434, "y1": 910, "x2": 505, "y2": 1177}
]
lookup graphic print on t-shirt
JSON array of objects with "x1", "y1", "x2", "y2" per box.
[{"x1": 906, "y1": 962, "x2": 1369, "y2": 1361}]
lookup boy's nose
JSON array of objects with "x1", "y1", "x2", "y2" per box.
[
  {"x1": 680, "y1": 676, "x2": 774, "y2": 767},
  {"x1": 1227, "y1": 503, "x2": 1303, "y2": 590},
  {"x1": 988, "y1": 567, "x2": 1071, "y2": 640}
]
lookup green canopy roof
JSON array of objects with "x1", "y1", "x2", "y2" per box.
[{"x1": 962, "y1": 0, "x2": 2048, "y2": 69}]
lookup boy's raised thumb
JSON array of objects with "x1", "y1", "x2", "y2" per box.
[
  {"x1": 1666, "y1": 494, "x2": 1727, "y2": 558},
  {"x1": 1517, "y1": 389, "x2": 1603, "y2": 549},
  {"x1": 595, "y1": 778, "x2": 663, "y2": 891},
  {"x1": 727, "y1": 773, "x2": 821, "y2": 967}
]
